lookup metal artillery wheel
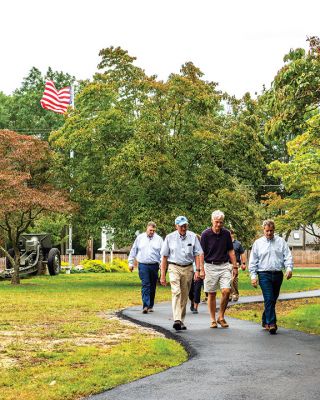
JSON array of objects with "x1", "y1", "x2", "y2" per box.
[{"x1": 47, "y1": 248, "x2": 61, "y2": 276}]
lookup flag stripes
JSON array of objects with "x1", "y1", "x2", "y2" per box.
[{"x1": 40, "y1": 81, "x2": 71, "y2": 114}]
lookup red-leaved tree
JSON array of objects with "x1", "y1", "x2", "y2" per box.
[{"x1": 0, "y1": 130, "x2": 74, "y2": 284}]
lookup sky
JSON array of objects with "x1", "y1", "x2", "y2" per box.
[{"x1": 1, "y1": 0, "x2": 319, "y2": 98}]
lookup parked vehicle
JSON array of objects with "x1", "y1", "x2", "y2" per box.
[{"x1": 2, "y1": 233, "x2": 61, "y2": 279}]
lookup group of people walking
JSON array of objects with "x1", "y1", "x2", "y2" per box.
[{"x1": 128, "y1": 210, "x2": 293, "y2": 335}]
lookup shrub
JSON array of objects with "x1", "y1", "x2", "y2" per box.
[
  {"x1": 65, "y1": 258, "x2": 130, "y2": 273},
  {"x1": 82, "y1": 259, "x2": 108, "y2": 273},
  {"x1": 106, "y1": 258, "x2": 130, "y2": 273}
]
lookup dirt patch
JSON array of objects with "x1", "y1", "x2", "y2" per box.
[{"x1": 0, "y1": 311, "x2": 164, "y2": 369}]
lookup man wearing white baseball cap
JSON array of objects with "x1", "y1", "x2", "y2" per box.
[{"x1": 160, "y1": 216, "x2": 203, "y2": 331}]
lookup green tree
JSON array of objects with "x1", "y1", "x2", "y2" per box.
[
  {"x1": 265, "y1": 114, "x2": 320, "y2": 238},
  {"x1": 0, "y1": 91, "x2": 10, "y2": 128},
  {"x1": 51, "y1": 49, "x2": 264, "y2": 247}
]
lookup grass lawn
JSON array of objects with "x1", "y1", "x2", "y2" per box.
[
  {"x1": 0, "y1": 269, "x2": 319, "y2": 400},
  {"x1": 228, "y1": 298, "x2": 320, "y2": 335},
  {"x1": 0, "y1": 273, "x2": 182, "y2": 400},
  {"x1": 229, "y1": 268, "x2": 320, "y2": 335}
]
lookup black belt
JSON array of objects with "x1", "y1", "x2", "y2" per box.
[
  {"x1": 138, "y1": 262, "x2": 159, "y2": 266},
  {"x1": 205, "y1": 261, "x2": 228, "y2": 265},
  {"x1": 258, "y1": 270, "x2": 283, "y2": 274},
  {"x1": 169, "y1": 262, "x2": 192, "y2": 267}
]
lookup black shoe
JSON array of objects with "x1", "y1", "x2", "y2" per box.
[
  {"x1": 173, "y1": 320, "x2": 182, "y2": 330},
  {"x1": 190, "y1": 302, "x2": 195, "y2": 312},
  {"x1": 142, "y1": 307, "x2": 148, "y2": 314},
  {"x1": 180, "y1": 322, "x2": 187, "y2": 330},
  {"x1": 148, "y1": 308, "x2": 154, "y2": 312},
  {"x1": 269, "y1": 324, "x2": 277, "y2": 334}
]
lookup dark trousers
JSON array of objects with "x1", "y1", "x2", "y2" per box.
[
  {"x1": 258, "y1": 271, "x2": 283, "y2": 326},
  {"x1": 138, "y1": 263, "x2": 159, "y2": 309},
  {"x1": 189, "y1": 277, "x2": 204, "y2": 304}
]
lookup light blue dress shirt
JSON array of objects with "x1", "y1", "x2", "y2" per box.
[
  {"x1": 249, "y1": 235, "x2": 293, "y2": 280},
  {"x1": 128, "y1": 232, "x2": 163, "y2": 266},
  {"x1": 161, "y1": 230, "x2": 203, "y2": 265}
]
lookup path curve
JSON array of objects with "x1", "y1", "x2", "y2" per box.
[{"x1": 87, "y1": 290, "x2": 320, "y2": 400}]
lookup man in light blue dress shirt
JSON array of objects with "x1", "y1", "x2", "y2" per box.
[
  {"x1": 249, "y1": 219, "x2": 293, "y2": 334},
  {"x1": 160, "y1": 216, "x2": 203, "y2": 331},
  {"x1": 128, "y1": 222, "x2": 163, "y2": 314}
]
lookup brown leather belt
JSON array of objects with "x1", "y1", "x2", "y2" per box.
[{"x1": 169, "y1": 262, "x2": 192, "y2": 267}]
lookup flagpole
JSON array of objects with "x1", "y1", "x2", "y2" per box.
[{"x1": 66, "y1": 86, "x2": 75, "y2": 274}]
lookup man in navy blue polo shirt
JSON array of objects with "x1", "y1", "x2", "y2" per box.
[{"x1": 200, "y1": 210, "x2": 237, "y2": 328}]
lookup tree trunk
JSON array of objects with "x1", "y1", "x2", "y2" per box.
[
  {"x1": 10, "y1": 246, "x2": 21, "y2": 285},
  {"x1": 11, "y1": 261, "x2": 20, "y2": 285},
  {"x1": 86, "y1": 237, "x2": 94, "y2": 259}
]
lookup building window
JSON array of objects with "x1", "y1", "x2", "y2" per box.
[{"x1": 293, "y1": 232, "x2": 300, "y2": 240}]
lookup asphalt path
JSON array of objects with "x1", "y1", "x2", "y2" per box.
[{"x1": 87, "y1": 290, "x2": 320, "y2": 400}]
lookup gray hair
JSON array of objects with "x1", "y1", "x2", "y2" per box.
[
  {"x1": 262, "y1": 219, "x2": 275, "y2": 228},
  {"x1": 211, "y1": 210, "x2": 225, "y2": 220},
  {"x1": 147, "y1": 221, "x2": 157, "y2": 228}
]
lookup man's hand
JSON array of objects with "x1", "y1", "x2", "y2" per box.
[
  {"x1": 194, "y1": 271, "x2": 200, "y2": 281},
  {"x1": 199, "y1": 269, "x2": 205, "y2": 279},
  {"x1": 160, "y1": 275, "x2": 167, "y2": 286},
  {"x1": 285, "y1": 270, "x2": 292, "y2": 280},
  {"x1": 241, "y1": 263, "x2": 246, "y2": 271},
  {"x1": 129, "y1": 265, "x2": 134, "y2": 272},
  {"x1": 251, "y1": 278, "x2": 258, "y2": 288}
]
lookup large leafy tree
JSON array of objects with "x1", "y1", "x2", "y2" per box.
[
  {"x1": 0, "y1": 130, "x2": 73, "y2": 284},
  {"x1": 260, "y1": 37, "x2": 320, "y2": 238},
  {"x1": 102, "y1": 63, "x2": 263, "y2": 246},
  {"x1": 52, "y1": 48, "x2": 264, "y2": 247}
]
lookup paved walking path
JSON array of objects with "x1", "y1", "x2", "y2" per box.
[{"x1": 88, "y1": 290, "x2": 320, "y2": 400}]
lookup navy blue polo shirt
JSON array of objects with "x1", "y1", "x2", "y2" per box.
[
  {"x1": 232, "y1": 239, "x2": 245, "y2": 264},
  {"x1": 200, "y1": 227, "x2": 233, "y2": 264}
]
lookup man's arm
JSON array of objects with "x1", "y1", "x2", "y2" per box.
[
  {"x1": 128, "y1": 237, "x2": 138, "y2": 272},
  {"x1": 240, "y1": 252, "x2": 247, "y2": 271},
  {"x1": 160, "y1": 256, "x2": 168, "y2": 285},
  {"x1": 283, "y1": 241, "x2": 293, "y2": 280},
  {"x1": 199, "y1": 253, "x2": 205, "y2": 279},
  {"x1": 193, "y1": 236, "x2": 204, "y2": 280},
  {"x1": 248, "y1": 242, "x2": 259, "y2": 287},
  {"x1": 228, "y1": 249, "x2": 238, "y2": 277}
]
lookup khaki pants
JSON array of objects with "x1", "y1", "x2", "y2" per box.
[{"x1": 168, "y1": 264, "x2": 194, "y2": 322}]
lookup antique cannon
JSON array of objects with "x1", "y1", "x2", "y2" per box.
[{"x1": 3, "y1": 233, "x2": 61, "y2": 279}]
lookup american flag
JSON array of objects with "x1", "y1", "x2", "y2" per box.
[{"x1": 40, "y1": 80, "x2": 72, "y2": 114}]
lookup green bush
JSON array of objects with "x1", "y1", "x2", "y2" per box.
[
  {"x1": 106, "y1": 258, "x2": 130, "y2": 273},
  {"x1": 79, "y1": 258, "x2": 130, "y2": 273},
  {"x1": 82, "y1": 259, "x2": 107, "y2": 273}
]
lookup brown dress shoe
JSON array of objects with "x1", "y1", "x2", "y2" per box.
[
  {"x1": 210, "y1": 321, "x2": 218, "y2": 328},
  {"x1": 217, "y1": 318, "x2": 229, "y2": 328}
]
